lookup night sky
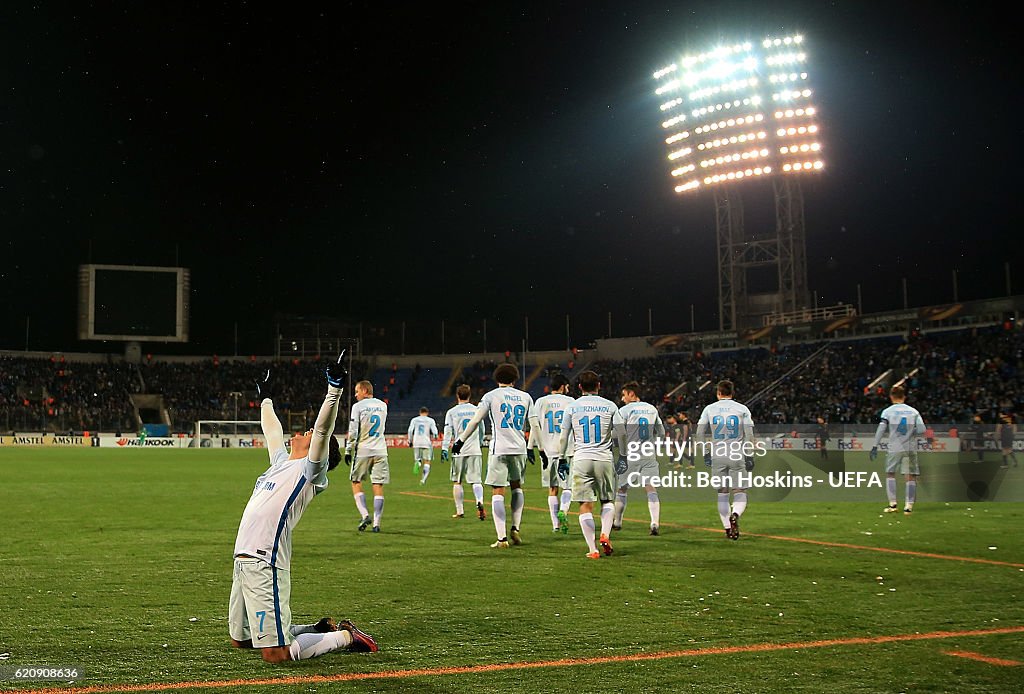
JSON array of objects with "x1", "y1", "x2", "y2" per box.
[{"x1": 1, "y1": 1, "x2": 1018, "y2": 354}]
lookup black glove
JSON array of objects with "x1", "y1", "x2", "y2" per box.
[
  {"x1": 526, "y1": 448, "x2": 536, "y2": 465},
  {"x1": 452, "y1": 439, "x2": 464, "y2": 456},
  {"x1": 344, "y1": 452, "x2": 352, "y2": 466},
  {"x1": 869, "y1": 446, "x2": 878, "y2": 461},
  {"x1": 744, "y1": 455, "x2": 755, "y2": 472},
  {"x1": 703, "y1": 452, "x2": 712, "y2": 468},
  {"x1": 540, "y1": 450, "x2": 549, "y2": 469},
  {"x1": 615, "y1": 455, "x2": 628, "y2": 475},
  {"x1": 255, "y1": 368, "x2": 274, "y2": 402},
  {"x1": 326, "y1": 350, "x2": 347, "y2": 389},
  {"x1": 557, "y1": 458, "x2": 570, "y2": 481}
]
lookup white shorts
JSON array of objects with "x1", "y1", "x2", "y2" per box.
[
  {"x1": 618, "y1": 459, "x2": 660, "y2": 489},
  {"x1": 228, "y1": 557, "x2": 292, "y2": 648},
  {"x1": 413, "y1": 447, "x2": 433, "y2": 462},
  {"x1": 571, "y1": 458, "x2": 616, "y2": 504},
  {"x1": 711, "y1": 458, "x2": 745, "y2": 490},
  {"x1": 350, "y1": 455, "x2": 390, "y2": 484},
  {"x1": 485, "y1": 454, "x2": 526, "y2": 487},
  {"x1": 451, "y1": 454, "x2": 484, "y2": 484},
  {"x1": 885, "y1": 451, "x2": 920, "y2": 475},
  {"x1": 540, "y1": 456, "x2": 572, "y2": 488}
]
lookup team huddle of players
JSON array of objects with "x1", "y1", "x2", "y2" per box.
[{"x1": 341, "y1": 362, "x2": 851, "y2": 557}]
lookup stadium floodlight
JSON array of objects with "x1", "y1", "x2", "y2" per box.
[{"x1": 653, "y1": 33, "x2": 823, "y2": 193}]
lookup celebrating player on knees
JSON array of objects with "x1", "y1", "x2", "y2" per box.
[{"x1": 229, "y1": 353, "x2": 378, "y2": 663}]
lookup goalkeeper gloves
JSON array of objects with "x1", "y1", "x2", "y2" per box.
[
  {"x1": 326, "y1": 350, "x2": 347, "y2": 389},
  {"x1": 703, "y1": 452, "x2": 712, "y2": 468},
  {"x1": 344, "y1": 452, "x2": 352, "y2": 466},
  {"x1": 540, "y1": 450, "x2": 549, "y2": 469},
  {"x1": 615, "y1": 455, "x2": 628, "y2": 476},
  {"x1": 869, "y1": 446, "x2": 878, "y2": 461},
  {"x1": 744, "y1": 455, "x2": 755, "y2": 472},
  {"x1": 557, "y1": 458, "x2": 570, "y2": 481},
  {"x1": 452, "y1": 439, "x2": 464, "y2": 456},
  {"x1": 254, "y1": 368, "x2": 274, "y2": 402},
  {"x1": 441, "y1": 449, "x2": 449, "y2": 462},
  {"x1": 526, "y1": 448, "x2": 536, "y2": 465}
]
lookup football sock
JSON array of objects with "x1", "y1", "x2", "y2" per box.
[
  {"x1": 647, "y1": 491, "x2": 661, "y2": 526},
  {"x1": 354, "y1": 492, "x2": 368, "y2": 519},
  {"x1": 372, "y1": 496, "x2": 384, "y2": 527},
  {"x1": 548, "y1": 495, "x2": 560, "y2": 529},
  {"x1": 732, "y1": 491, "x2": 748, "y2": 516},
  {"x1": 472, "y1": 483, "x2": 485, "y2": 504},
  {"x1": 289, "y1": 623, "x2": 317, "y2": 636},
  {"x1": 600, "y1": 502, "x2": 614, "y2": 538},
  {"x1": 717, "y1": 493, "x2": 731, "y2": 529},
  {"x1": 492, "y1": 496, "x2": 507, "y2": 539},
  {"x1": 511, "y1": 488, "x2": 525, "y2": 530},
  {"x1": 614, "y1": 493, "x2": 627, "y2": 525},
  {"x1": 886, "y1": 477, "x2": 897, "y2": 505},
  {"x1": 579, "y1": 512, "x2": 598, "y2": 553},
  {"x1": 453, "y1": 484, "x2": 465, "y2": 515},
  {"x1": 420, "y1": 463, "x2": 431, "y2": 483},
  {"x1": 288, "y1": 631, "x2": 352, "y2": 660},
  {"x1": 906, "y1": 480, "x2": 917, "y2": 506},
  {"x1": 560, "y1": 489, "x2": 572, "y2": 513}
]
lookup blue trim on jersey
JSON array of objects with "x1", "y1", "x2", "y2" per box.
[
  {"x1": 272, "y1": 566, "x2": 285, "y2": 646},
  {"x1": 270, "y1": 475, "x2": 307, "y2": 567}
]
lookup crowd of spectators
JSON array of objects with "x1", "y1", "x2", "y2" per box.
[
  {"x1": 0, "y1": 355, "x2": 137, "y2": 433},
  {"x1": 2, "y1": 326, "x2": 1020, "y2": 433}
]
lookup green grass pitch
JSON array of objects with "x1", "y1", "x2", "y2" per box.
[{"x1": 1, "y1": 446, "x2": 1022, "y2": 693}]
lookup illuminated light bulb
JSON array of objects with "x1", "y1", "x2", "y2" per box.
[
  {"x1": 814, "y1": 161, "x2": 824, "y2": 169},
  {"x1": 808, "y1": 125, "x2": 818, "y2": 133}
]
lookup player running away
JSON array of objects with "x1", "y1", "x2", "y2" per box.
[{"x1": 229, "y1": 353, "x2": 378, "y2": 663}]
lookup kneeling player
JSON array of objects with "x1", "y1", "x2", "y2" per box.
[{"x1": 230, "y1": 355, "x2": 378, "y2": 662}]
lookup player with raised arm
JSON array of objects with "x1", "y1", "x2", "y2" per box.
[
  {"x1": 695, "y1": 380, "x2": 755, "y2": 540},
  {"x1": 408, "y1": 407, "x2": 439, "y2": 485},
  {"x1": 528, "y1": 374, "x2": 575, "y2": 534},
  {"x1": 870, "y1": 385, "x2": 926, "y2": 514},
  {"x1": 451, "y1": 363, "x2": 533, "y2": 548},
  {"x1": 614, "y1": 381, "x2": 666, "y2": 535},
  {"x1": 229, "y1": 353, "x2": 378, "y2": 663},
  {"x1": 346, "y1": 380, "x2": 390, "y2": 532},
  {"x1": 555, "y1": 370, "x2": 625, "y2": 559},
  {"x1": 442, "y1": 385, "x2": 487, "y2": 519}
]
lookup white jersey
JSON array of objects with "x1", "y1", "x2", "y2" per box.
[
  {"x1": 696, "y1": 398, "x2": 754, "y2": 457},
  {"x1": 466, "y1": 385, "x2": 534, "y2": 456},
  {"x1": 443, "y1": 402, "x2": 484, "y2": 456},
  {"x1": 873, "y1": 403, "x2": 926, "y2": 453},
  {"x1": 562, "y1": 394, "x2": 623, "y2": 463},
  {"x1": 529, "y1": 393, "x2": 575, "y2": 458},
  {"x1": 619, "y1": 401, "x2": 665, "y2": 463},
  {"x1": 233, "y1": 449, "x2": 325, "y2": 571},
  {"x1": 408, "y1": 415, "x2": 438, "y2": 448},
  {"x1": 348, "y1": 397, "x2": 388, "y2": 457}
]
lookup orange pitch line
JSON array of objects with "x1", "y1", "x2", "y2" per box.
[
  {"x1": 944, "y1": 650, "x2": 1022, "y2": 666},
  {"x1": 400, "y1": 491, "x2": 1024, "y2": 569},
  {"x1": 6, "y1": 625, "x2": 1024, "y2": 694}
]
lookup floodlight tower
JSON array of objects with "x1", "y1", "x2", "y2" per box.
[{"x1": 653, "y1": 35, "x2": 823, "y2": 330}]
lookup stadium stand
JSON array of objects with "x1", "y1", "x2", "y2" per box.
[{"x1": 2, "y1": 326, "x2": 1020, "y2": 434}]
